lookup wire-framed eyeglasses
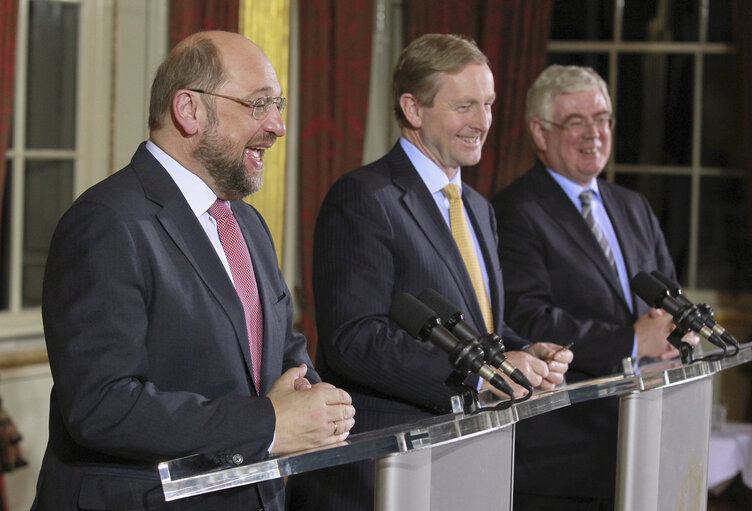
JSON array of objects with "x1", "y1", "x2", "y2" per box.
[
  {"x1": 538, "y1": 115, "x2": 614, "y2": 135},
  {"x1": 189, "y1": 89, "x2": 287, "y2": 120}
]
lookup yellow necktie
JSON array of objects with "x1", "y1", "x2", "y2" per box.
[{"x1": 442, "y1": 184, "x2": 494, "y2": 333}]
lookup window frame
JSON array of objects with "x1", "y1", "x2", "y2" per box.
[
  {"x1": 1, "y1": 0, "x2": 167, "y2": 341},
  {"x1": 548, "y1": 0, "x2": 741, "y2": 297}
]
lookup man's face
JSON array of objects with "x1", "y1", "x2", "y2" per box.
[
  {"x1": 194, "y1": 43, "x2": 286, "y2": 201},
  {"x1": 412, "y1": 63, "x2": 495, "y2": 179},
  {"x1": 533, "y1": 89, "x2": 612, "y2": 186}
]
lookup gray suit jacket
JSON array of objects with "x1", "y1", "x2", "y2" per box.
[{"x1": 34, "y1": 143, "x2": 315, "y2": 511}]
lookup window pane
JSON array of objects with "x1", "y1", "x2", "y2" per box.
[
  {"x1": 551, "y1": 0, "x2": 613, "y2": 41},
  {"x1": 547, "y1": 53, "x2": 609, "y2": 83},
  {"x1": 26, "y1": 1, "x2": 79, "y2": 150},
  {"x1": 702, "y1": 54, "x2": 742, "y2": 168},
  {"x1": 708, "y1": 0, "x2": 733, "y2": 42},
  {"x1": 615, "y1": 54, "x2": 694, "y2": 165},
  {"x1": 23, "y1": 160, "x2": 74, "y2": 307},
  {"x1": 697, "y1": 176, "x2": 752, "y2": 291},
  {"x1": 622, "y1": 0, "x2": 699, "y2": 42},
  {"x1": 613, "y1": 173, "x2": 692, "y2": 285},
  {"x1": 1, "y1": 161, "x2": 11, "y2": 310}
]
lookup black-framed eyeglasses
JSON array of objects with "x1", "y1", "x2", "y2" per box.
[
  {"x1": 537, "y1": 115, "x2": 614, "y2": 135},
  {"x1": 189, "y1": 89, "x2": 286, "y2": 120}
]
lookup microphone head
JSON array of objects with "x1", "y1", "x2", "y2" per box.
[
  {"x1": 651, "y1": 270, "x2": 693, "y2": 306},
  {"x1": 631, "y1": 271, "x2": 671, "y2": 308},
  {"x1": 417, "y1": 289, "x2": 461, "y2": 322},
  {"x1": 650, "y1": 270, "x2": 680, "y2": 290},
  {"x1": 389, "y1": 292, "x2": 439, "y2": 339}
]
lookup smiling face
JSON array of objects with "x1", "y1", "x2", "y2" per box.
[
  {"x1": 531, "y1": 89, "x2": 612, "y2": 187},
  {"x1": 193, "y1": 34, "x2": 286, "y2": 200},
  {"x1": 402, "y1": 63, "x2": 495, "y2": 179}
]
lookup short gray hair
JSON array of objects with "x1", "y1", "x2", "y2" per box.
[{"x1": 526, "y1": 65, "x2": 612, "y2": 126}]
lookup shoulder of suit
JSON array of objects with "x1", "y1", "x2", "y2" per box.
[{"x1": 491, "y1": 165, "x2": 538, "y2": 209}]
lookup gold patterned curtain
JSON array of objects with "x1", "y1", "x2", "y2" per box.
[{"x1": 239, "y1": 0, "x2": 290, "y2": 265}]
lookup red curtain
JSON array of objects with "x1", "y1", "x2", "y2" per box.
[
  {"x1": 0, "y1": 0, "x2": 18, "y2": 251},
  {"x1": 0, "y1": 10, "x2": 15, "y2": 511},
  {"x1": 298, "y1": 0, "x2": 374, "y2": 357},
  {"x1": 403, "y1": 0, "x2": 552, "y2": 197},
  {"x1": 169, "y1": 0, "x2": 240, "y2": 47}
]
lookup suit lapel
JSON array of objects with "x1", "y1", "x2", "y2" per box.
[
  {"x1": 387, "y1": 144, "x2": 488, "y2": 330},
  {"x1": 131, "y1": 145, "x2": 258, "y2": 390},
  {"x1": 530, "y1": 164, "x2": 626, "y2": 301}
]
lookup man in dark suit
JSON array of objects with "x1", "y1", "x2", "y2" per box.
[
  {"x1": 32, "y1": 31, "x2": 355, "y2": 511},
  {"x1": 492, "y1": 65, "x2": 698, "y2": 510},
  {"x1": 285, "y1": 34, "x2": 572, "y2": 511}
]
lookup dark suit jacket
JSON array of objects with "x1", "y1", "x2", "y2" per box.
[
  {"x1": 491, "y1": 161, "x2": 676, "y2": 503},
  {"x1": 33, "y1": 143, "x2": 316, "y2": 511},
  {"x1": 285, "y1": 141, "x2": 526, "y2": 511}
]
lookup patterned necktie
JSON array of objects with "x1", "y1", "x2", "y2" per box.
[
  {"x1": 208, "y1": 199, "x2": 263, "y2": 390},
  {"x1": 579, "y1": 190, "x2": 619, "y2": 278},
  {"x1": 442, "y1": 184, "x2": 494, "y2": 333}
]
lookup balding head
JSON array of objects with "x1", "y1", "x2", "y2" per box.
[{"x1": 148, "y1": 31, "x2": 267, "y2": 132}]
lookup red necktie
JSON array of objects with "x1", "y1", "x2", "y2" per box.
[{"x1": 208, "y1": 199, "x2": 263, "y2": 390}]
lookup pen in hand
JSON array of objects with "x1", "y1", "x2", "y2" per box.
[{"x1": 549, "y1": 342, "x2": 574, "y2": 361}]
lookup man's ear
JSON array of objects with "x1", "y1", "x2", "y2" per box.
[
  {"x1": 530, "y1": 118, "x2": 548, "y2": 152},
  {"x1": 399, "y1": 93, "x2": 422, "y2": 129},
  {"x1": 172, "y1": 90, "x2": 201, "y2": 136}
]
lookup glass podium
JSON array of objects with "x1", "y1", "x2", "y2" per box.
[{"x1": 158, "y1": 344, "x2": 752, "y2": 510}]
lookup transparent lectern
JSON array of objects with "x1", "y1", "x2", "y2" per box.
[{"x1": 158, "y1": 345, "x2": 752, "y2": 510}]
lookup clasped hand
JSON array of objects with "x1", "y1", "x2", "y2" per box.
[{"x1": 267, "y1": 364, "x2": 355, "y2": 455}]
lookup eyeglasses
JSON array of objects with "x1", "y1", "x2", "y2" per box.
[
  {"x1": 189, "y1": 89, "x2": 287, "y2": 120},
  {"x1": 538, "y1": 115, "x2": 614, "y2": 135}
]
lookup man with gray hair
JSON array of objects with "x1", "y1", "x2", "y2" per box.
[{"x1": 492, "y1": 64, "x2": 697, "y2": 510}]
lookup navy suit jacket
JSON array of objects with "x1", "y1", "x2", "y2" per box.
[
  {"x1": 491, "y1": 161, "x2": 676, "y2": 501},
  {"x1": 285, "y1": 141, "x2": 527, "y2": 511},
  {"x1": 314, "y1": 141, "x2": 526, "y2": 421},
  {"x1": 34, "y1": 143, "x2": 315, "y2": 511}
]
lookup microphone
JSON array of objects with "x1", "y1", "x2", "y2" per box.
[
  {"x1": 650, "y1": 271, "x2": 739, "y2": 351},
  {"x1": 389, "y1": 292, "x2": 514, "y2": 397},
  {"x1": 416, "y1": 288, "x2": 533, "y2": 392},
  {"x1": 631, "y1": 271, "x2": 726, "y2": 351}
]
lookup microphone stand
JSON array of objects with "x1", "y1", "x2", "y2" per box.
[
  {"x1": 443, "y1": 337, "x2": 515, "y2": 414},
  {"x1": 666, "y1": 327, "x2": 694, "y2": 365}
]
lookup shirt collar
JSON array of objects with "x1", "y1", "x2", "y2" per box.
[
  {"x1": 146, "y1": 140, "x2": 219, "y2": 217},
  {"x1": 546, "y1": 167, "x2": 601, "y2": 206},
  {"x1": 400, "y1": 137, "x2": 463, "y2": 194}
]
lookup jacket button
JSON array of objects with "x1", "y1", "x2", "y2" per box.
[{"x1": 232, "y1": 454, "x2": 244, "y2": 465}]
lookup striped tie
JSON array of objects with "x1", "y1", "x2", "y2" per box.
[
  {"x1": 579, "y1": 190, "x2": 619, "y2": 278},
  {"x1": 208, "y1": 199, "x2": 263, "y2": 391},
  {"x1": 442, "y1": 184, "x2": 494, "y2": 333}
]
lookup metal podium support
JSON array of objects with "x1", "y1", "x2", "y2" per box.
[
  {"x1": 616, "y1": 373, "x2": 713, "y2": 511},
  {"x1": 374, "y1": 425, "x2": 514, "y2": 511}
]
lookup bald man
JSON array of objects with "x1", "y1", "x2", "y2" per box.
[{"x1": 32, "y1": 31, "x2": 354, "y2": 511}]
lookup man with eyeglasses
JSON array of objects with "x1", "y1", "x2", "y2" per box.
[
  {"x1": 491, "y1": 65, "x2": 698, "y2": 510},
  {"x1": 32, "y1": 31, "x2": 354, "y2": 511}
]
